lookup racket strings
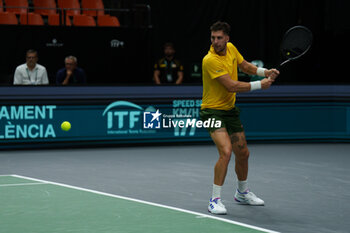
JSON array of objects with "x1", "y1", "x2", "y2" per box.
[{"x1": 280, "y1": 27, "x2": 313, "y2": 60}]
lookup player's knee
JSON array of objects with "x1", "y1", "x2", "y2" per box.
[
  {"x1": 219, "y1": 147, "x2": 232, "y2": 163},
  {"x1": 236, "y1": 148, "x2": 250, "y2": 161}
]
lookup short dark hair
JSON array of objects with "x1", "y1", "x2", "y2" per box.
[
  {"x1": 210, "y1": 21, "x2": 231, "y2": 35},
  {"x1": 26, "y1": 49, "x2": 38, "y2": 56},
  {"x1": 163, "y1": 42, "x2": 175, "y2": 49}
]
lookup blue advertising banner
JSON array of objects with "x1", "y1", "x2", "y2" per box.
[
  {"x1": 1, "y1": 98, "x2": 349, "y2": 148},
  {"x1": 0, "y1": 99, "x2": 211, "y2": 146}
]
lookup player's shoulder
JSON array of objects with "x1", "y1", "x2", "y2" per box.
[
  {"x1": 15, "y1": 63, "x2": 26, "y2": 70},
  {"x1": 173, "y1": 58, "x2": 182, "y2": 65},
  {"x1": 227, "y1": 42, "x2": 238, "y2": 51},
  {"x1": 75, "y1": 67, "x2": 86, "y2": 76},
  {"x1": 56, "y1": 67, "x2": 66, "y2": 75},
  {"x1": 203, "y1": 55, "x2": 221, "y2": 70},
  {"x1": 36, "y1": 63, "x2": 46, "y2": 70},
  {"x1": 74, "y1": 66, "x2": 83, "y2": 72},
  {"x1": 203, "y1": 52, "x2": 219, "y2": 65},
  {"x1": 157, "y1": 57, "x2": 166, "y2": 64}
]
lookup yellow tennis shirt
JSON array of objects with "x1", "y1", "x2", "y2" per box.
[{"x1": 201, "y1": 42, "x2": 244, "y2": 110}]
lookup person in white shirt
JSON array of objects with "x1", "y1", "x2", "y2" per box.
[{"x1": 13, "y1": 49, "x2": 49, "y2": 85}]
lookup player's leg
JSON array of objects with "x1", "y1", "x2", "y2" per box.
[
  {"x1": 210, "y1": 128, "x2": 232, "y2": 186},
  {"x1": 230, "y1": 131, "x2": 249, "y2": 181},
  {"x1": 231, "y1": 131, "x2": 264, "y2": 206},
  {"x1": 200, "y1": 108, "x2": 231, "y2": 214},
  {"x1": 207, "y1": 127, "x2": 232, "y2": 214}
]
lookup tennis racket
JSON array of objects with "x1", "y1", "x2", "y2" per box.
[
  {"x1": 268, "y1": 25, "x2": 313, "y2": 80},
  {"x1": 279, "y1": 25, "x2": 313, "y2": 67}
]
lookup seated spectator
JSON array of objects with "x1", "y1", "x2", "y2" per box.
[
  {"x1": 56, "y1": 56, "x2": 87, "y2": 85},
  {"x1": 153, "y1": 42, "x2": 184, "y2": 85},
  {"x1": 13, "y1": 49, "x2": 49, "y2": 85}
]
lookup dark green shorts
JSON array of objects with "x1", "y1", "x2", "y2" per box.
[{"x1": 200, "y1": 107, "x2": 244, "y2": 135}]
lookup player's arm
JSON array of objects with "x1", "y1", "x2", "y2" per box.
[
  {"x1": 216, "y1": 73, "x2": 273, "y2": 93},
  {"x1": 175, "y1": 71, "x2": 184, "y2": 84},
  {"x1": 153, "y1": 70, "x2": 161, "y2": 84},
  {"x1": 42, "y1": 68, "x2": 49, "y2": 85},
  {"x1": 238, "y1": 60, "x2": 280, "y2": 80},
  {"x1": 175, "y1": 63, "x2": 184, "y2": 85},
  {"x1": 153, "y1": 62, "x2": 162, "y2": 84},
  {"x1": 13, "y1": 68, "x2": 22, "y2": 85},
  {"x1": 62, "y1": 70, "x2": 72, "y2": 85}
]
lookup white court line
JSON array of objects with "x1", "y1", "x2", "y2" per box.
[
  {"x1": 10, "y1": 174, "x2": 280, "y2": 233},
  {"x1": 0, "y1": 174, "x2": 14, "y2": 177},
  {"x1": 0, "y1": 182, "x2": 47, "y2": 187}
]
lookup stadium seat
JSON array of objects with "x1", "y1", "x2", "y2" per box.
[
  {"x1": 48, "y1": 13, "x2": 71, "y2": 26},
  {"x1": 20, "y1": 12, "x2": 44, "y2": 25},
  {"x1": 33, "y1": 0, "x2": 57, "y2": 15},
  {"x1": 4, "y1": 0, "x2": 28, "y2": 14},
  {"x1": 0, "y1": 11, "x2": 18, "y2": 24},
  {"x1": 97, "y1": 15, "x2": 120, "y2": 27},
  {"x1": 0, "y1": 0, "x2": 4, "y2": 12},
  {"x1": 72, "y1": 14, "x2": 95, "y2": 26},
  {"x1": 81, "y1": 0, "x2": 104, "y2": 16},
  {"x1": 57, "y1": 0, "x2": 80, "y2": 16}
]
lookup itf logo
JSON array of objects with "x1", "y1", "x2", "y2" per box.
[
  {"x1": 143, "y1": 109, "x2": 161, "y2": 129},
  {"x1": 102, "y1": 101, "x2": 142, "y2": 130}
]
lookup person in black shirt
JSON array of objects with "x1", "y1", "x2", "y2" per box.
[
  {"x1": 56, "y1": 55, "x2": 87, "y2": 85},
  {"x1": 153, "y1": 43, "x2": 184, "y2": 84}
]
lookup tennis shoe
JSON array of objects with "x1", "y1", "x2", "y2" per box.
[
  {"x1": 234, "y1": 189, "x2": 265, "y2": 206},
  {"x1": 208, "y1": 197, "x2": 227, "y2": 215}
]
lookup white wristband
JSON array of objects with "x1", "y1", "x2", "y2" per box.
[
  {"x1": 250, "y1": 81, "x2": 261, "y2": 91},
  {"x1": 256, "y1": 67, "x2": 267, "y2": 77}
]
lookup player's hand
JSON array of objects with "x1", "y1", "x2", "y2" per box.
[
  {"x1": 66, "y1": 70, "x2": 72, "y2": 77},
  {"x1": 260, "y1": 78, "x2": 274, "y2": 89},
  {"x1": 266, "y1": 69, "x2": 280, "y2": 80}
]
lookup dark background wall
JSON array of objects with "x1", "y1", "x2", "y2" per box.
[
  {"x1": 0, "y1": 0, "x2": 349, "y2": 85},
  {"x1": 143, "y1": 0, "x2": 350, "y2": 84},
  {"x1": 0, "y1": 26, "x2": 152, "y2": 85}
]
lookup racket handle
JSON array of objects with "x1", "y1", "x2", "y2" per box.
[{"x1": 268, "y1": 68, "x2": 280, "y2": 80}]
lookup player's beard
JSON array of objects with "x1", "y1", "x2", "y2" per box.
[
  {"x1": 214, "y1": 43, "x2": 226, "y2": 54},
  {"x1": 27, "y1": 61, "x2": 36, "y2": 70}
]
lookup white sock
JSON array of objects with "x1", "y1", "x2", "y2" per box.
[
  {"x1": 212, "y1": 184, "x2": 222, "y2": 199},
  {"x1": 238, "y1": 180, "x2": 248, "y2": 193}
]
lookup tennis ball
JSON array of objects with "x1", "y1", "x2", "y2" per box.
[
  {"x1": 61, "y1": 121, "x2": 71, "y2": 131},
  {"x1": 286, "y1": 52, "x2": 290, "y2": 56}
]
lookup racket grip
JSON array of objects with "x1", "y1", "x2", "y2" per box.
[{"x1": 268, "y1": 68, "x2": 280, "y2": 80}]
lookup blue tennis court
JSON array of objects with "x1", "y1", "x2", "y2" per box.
[{"x1": 1, "y1": 144, "x2": 349, "y2": 233}]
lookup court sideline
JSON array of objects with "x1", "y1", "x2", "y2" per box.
[{"x1": 0, "y1": 143, "x2": 349, "y2": 233}]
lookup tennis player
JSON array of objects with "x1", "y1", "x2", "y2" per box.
[{"x1": 201, "y1": 21, "x2": 279, "y2": 215}]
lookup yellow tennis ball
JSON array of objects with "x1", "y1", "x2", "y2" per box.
[
  {"x1": 287, "y1": 52, "x2": 290, "y2": 56},
  {"x1": 61, "y1": 121, "x2": 71, "y2": 131}
]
